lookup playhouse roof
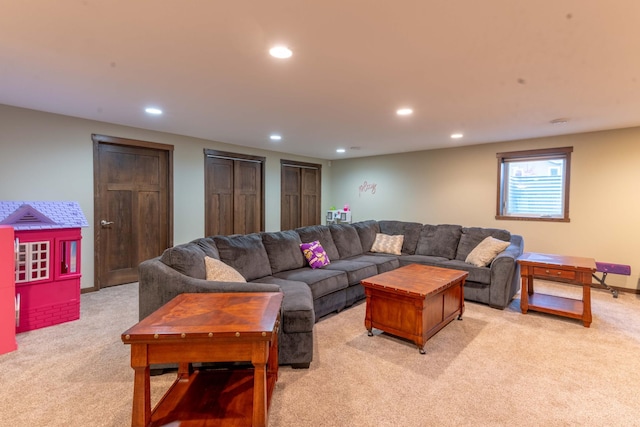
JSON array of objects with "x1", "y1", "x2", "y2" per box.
[{"x1": 0, "y1": 201, "x2": 88, "y2": 231}]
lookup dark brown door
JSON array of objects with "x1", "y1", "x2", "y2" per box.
[
  {"x1": 93, "y1": 135, "x2": 173, "y2": 289},
  {"x1": 205, "y1": 150, "x2": 264, "y2": 236},
  {"x1": 301, "y1": 167, "x2": 321, "y2": 226},
  {"x1": 281, "y1": 165, "x2": 301, "y2": 230},
  {"x1": 281, "y1": 160, "x2": 321, "y2": 230}
]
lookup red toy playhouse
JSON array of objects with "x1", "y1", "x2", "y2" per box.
[{"x1": 0, "y1": 201, "x2": 88, "y2": 333}]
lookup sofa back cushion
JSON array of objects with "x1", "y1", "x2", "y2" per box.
[
  {"x1": 193, "y1": 237, "x2": 220, "y2": 259},
  {"x1": 378, "y1": 220, "x2": 423, "y2": 255},
  {"x1": 351, "y1": 220, "x2": 380, "y2": 252},
  {"x1": 213, "y1": 233, "x2": 272, "y2": 281},
  {"x1": 415, "y1": 224, "x2": 462, "y2": 259},
  {"x1": 329, "y1": 224, "x2": 364, "y2": 258},
  {"x1": 295, "y1": 225, "x2": 340, "y2": 261},
  {"x1": 261, "y1": 230, "x2": 307, "y2": 274},
  {"x1": 160, "y1": 242, "x2": 207, "y2": 279},
  {"x1": 455, "y1": 227, "x2": 512, "y2": 261}
]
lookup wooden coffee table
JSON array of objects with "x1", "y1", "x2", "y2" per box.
[
  {"x1": 121, "y1": 292, "x2": 283, "y2": 427},
  {"x1": 361, "y1": 264, "x2": 468, "y2": 354},
  {"x1": 518, "y1": 252, "x2": 596, "y2": 327}
]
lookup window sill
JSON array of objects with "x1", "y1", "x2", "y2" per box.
[{"x1": 495, "y1": 215, "x2": 570, "y2": 223}]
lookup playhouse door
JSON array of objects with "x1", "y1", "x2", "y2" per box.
[{"x1": 93, "y1": 135, "x2": 172, "y2": 289}]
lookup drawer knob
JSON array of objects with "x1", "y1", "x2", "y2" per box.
[
  {"x1": 557, "y1": 272, "x2": 561, "y2": 275},
  {"x1": 546, "y1": 270, "x2": 550, "y2": 273}
]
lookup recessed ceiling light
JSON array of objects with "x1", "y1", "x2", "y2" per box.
[
  {"x1": 145, "y1": 107, "x2": 162, "y2": 115},
  {"x1": 270, "y1": 134, "x2": 282, "y2": 141},
  {"x1": 336, "y1": 148, "x2": 346, "y2": 153},
  {"x1": 269, "y1": 46, "x2": 292, "y2": 59},
  {"x1": 396, "y1": 108, "x2": 413, "y2": 116},
  {"x1": 451, "y1": 133, "x2": 463, "y2": 139}
]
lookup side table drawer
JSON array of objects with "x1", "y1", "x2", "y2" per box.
[{"x1": 533, "y1": 266, "x2": 576, "y2": 281}]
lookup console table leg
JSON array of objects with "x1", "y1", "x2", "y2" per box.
[{"x1": 520, "y1": 274, "x2": 530, "y2": 314}]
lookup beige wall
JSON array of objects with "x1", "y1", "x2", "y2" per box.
[
  {"x1": 0, "y1": 104, "x2": 332, "y2": 289},
  {"x1": 3, "y1": 103, "x2": 639, "y2": 292},
  {"x1": 329, "y1": 127, "x2": 640, "y2": 291}
]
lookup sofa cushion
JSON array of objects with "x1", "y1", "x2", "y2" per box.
[
  {"x1": 455, "y1": 227, "x2": 512, "y2": 261},
  {"x1": 295, "y1": 225, "x2": 340, "y2": 261},
  {"x1": 465, "y1": 236, "x2": 510, "y2": 267},
  {"x1": 415, "y1": 224, "x2": 462, "y2": 259},
  {"x1": 213, "y1": 233, "x2": 272, "y2": 281},
  {"x1": 274, "y1": 268, "x2": 348, "y2": 300},
  {"x1": 441, "y1": 260, "x2": 492, "y2": 285},
  {"x1": 204, "y1": 256, "x2": 246, "y2": 282},
  {"x1": 160, "y1": 242, "x2": 207, "y2": 279},
  {"x1": 251, "y1": 277, "x2": 315, "y2": 333},
  {"x1": 300, "y1": 241, "x2": 331, "y2": 269},
  {"x1": 193, "y1": 237, "x2": 220, "y2": 259},
  {"x1": 370, "y1": 233, "x2": 404, "y2": 255},
  {"x1": 261, "y1": 230, "x2": 307, "y2": 274},
  {"x1": 347, "y1": 254, "x2": 400, "y2": 274},
  {"x1": 324, "y1": 259, "x2": 378, "y2": 285},
  {"x1": 329, "y1": 223, "x2": 364, "y2": 258},
  {"x1": 399, "y1": 254, "x2": 451, "y2": 268},
  {"x1": 378, "y1": 220, "x2": 423, "y2": 254},
  {"x1": 351, "y1": 220, "x2": 380, "y2": 252}
]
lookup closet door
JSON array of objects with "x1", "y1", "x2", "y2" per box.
[
  {"x1": 281, "y1": 165, "x2": 301, "y2": 230},
  {"x1": 205, "y1": 150, "x2": 265, "y2": 236},
  {"x1": 281, "y1": 160, "x2": 321, "y2": 230}
]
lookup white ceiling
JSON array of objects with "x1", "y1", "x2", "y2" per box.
[{"x1": 2, "y1": 1, "x2": 640, "y2": 160}]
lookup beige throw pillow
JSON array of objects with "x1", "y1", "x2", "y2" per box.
[
  {"x1": 465, "y1": 236, "x2": 510, "y2": 267},
  {"x1": 204, "y1": 256, "x2": 246, "y2": 282},
  {"x1": 370, "y1": 233, "x2": 404, "y2": 255}
]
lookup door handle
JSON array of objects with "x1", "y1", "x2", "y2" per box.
[{"x1": 100, "y1": 220, "x2": 114, "y2": 227}]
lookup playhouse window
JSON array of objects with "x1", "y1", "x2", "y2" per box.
[
  {"x1": 15, "y1": 241, "x2": 50, "y2": 283},
  {"x1": 60, "y1": 240, "x2": 78, "y2": 274}
]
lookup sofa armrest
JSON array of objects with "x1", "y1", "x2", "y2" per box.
[
  {"x1": 138, "y1": 257, "x2": 281, "y2": 320},
  {"x1": 488, "y1": 234, "x2": 524, "y2": 309}
]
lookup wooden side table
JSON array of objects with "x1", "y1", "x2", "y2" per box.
[
  {"x1": 121, "y1": 292, "x2": 283, "y2": 427},
  {"x1": 517, "y1": 253, "x2": 596, "y2": 327}
]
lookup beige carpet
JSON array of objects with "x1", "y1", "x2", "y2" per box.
[{"x1": 1, "y1": 281, "x2": 639, "y2": 426}]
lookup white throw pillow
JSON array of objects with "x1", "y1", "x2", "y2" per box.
[
  {"x1": 204, "y1": 256, "x2": 246, "y2": 282},
  {"x1": 465, "y1": 236, "x2": 510, "y2": 267},
  {"x1": 370, "y1": 233, "x2": 404, "y2": 255}
]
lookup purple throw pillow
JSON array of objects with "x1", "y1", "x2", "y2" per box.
[{"x1": 300, "y1": 240, "x2": 330, "y2": 269}]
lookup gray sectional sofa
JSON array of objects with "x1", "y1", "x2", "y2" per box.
[{"x1": 138, "y1": 220, "x2": 524, "y2": 369}]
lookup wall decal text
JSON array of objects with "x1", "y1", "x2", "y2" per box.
[{"x1": 359, "y1": 181, "x2": 377, "y2": 197}]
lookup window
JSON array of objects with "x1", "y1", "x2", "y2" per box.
[
  {"x1": 496, "y1": 147, "x2": 573, "y2": 222},
  {"x1": 15, "y1": 240, "x2": 50, "y2": 283}
]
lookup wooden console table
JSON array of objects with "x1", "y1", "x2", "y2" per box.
[
  {"x1": 517, "y1": 253, "x2": 596, "y2": 327},
  {"x1": 121, "y1": 292, "x2": 283, "y2": 427}
]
